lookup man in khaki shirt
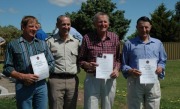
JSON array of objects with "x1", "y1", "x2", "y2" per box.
[{"x1": 46, "y1": 15, "x2": 80, "y2": 109}]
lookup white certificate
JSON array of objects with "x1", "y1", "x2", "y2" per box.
[
  {"x1": 30, "y1": 53, "x2": 49, "y2": 81},
  {"x1": 139, "y1": 59, "x2": 158, "y2": 84},
  {"x1": 96, "y1": 54, "x2": 113, "y2": 79}
]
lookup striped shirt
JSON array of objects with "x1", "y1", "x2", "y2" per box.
[
  {"x1": 79, "y1": 31, "x2": 121, "y2": 71},
  {"x1": 3, "y1": 36, "x2": 55, "y2": 77}
]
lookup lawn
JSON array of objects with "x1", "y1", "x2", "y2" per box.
[{"x1": 0, "y1": 60, "x2": 180, "y2": 109}]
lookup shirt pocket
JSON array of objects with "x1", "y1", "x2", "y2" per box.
[
  {"x1": 36, "y1": 46, "x2": 46, "y2": 54},
  {"x1": 70, "y1": 50, "x2": 78, "y2": 64},
  {"x1": 104, "y1": 42, "x2": 116, "y2": 54},
  {"x1": 13, "y1": 50, "x2": 27, "y2": 70}
]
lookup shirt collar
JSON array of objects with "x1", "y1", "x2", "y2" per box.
[
  {"x1": 54, "y1": 33, "x2": 74, "y2": 42},
  {"x1": 135, "y1": 35, "x2": 155, "y2": 44},
  {"x1": 19, "y1": 36, "x2": 39, "y2": 43},
  {"x1": 94, "y1": 31, "x2": 111, "y2": 41}
]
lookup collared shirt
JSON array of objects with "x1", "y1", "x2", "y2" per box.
[
  {"x1": 46, "y1": 33, "x2": 80, "y2": 75},
  {"x1": 3, "y1": 36, "x2": 55, "y2": 77},
  {"x1": 121, "y1": 36, "x2": 167, "y2": 79},
  {"x1": 79, "y1": 31, "x2": 121, "y2": 71}
]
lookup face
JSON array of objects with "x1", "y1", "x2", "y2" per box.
[
  {"x1": 22, "y1": 19, "x2": 38, "y2": 38},
  {"x1": 94, "y1": 15, "x2": 109, "y2": 33},
  {"x1": 136, "y1": 21, "x2": 152, "y2": 39},
  {"x1": 56, "y1": 17, "x2": 71, "y2": 36}
]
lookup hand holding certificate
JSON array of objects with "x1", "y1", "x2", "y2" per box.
[
  {"x1": 96, "y1": 54, "x2": 113, "y2": 79},
  {"x1": 139, "y1": 59, "x2": 158, "y2": 84},
  {"x1": 30, "y1": 53, "x2": 49, "y2": 81}
]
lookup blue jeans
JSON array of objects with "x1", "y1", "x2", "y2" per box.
[{"x1": 15, "y1": 79, "x2": 48, "y2": 109}]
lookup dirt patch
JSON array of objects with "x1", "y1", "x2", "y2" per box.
[{"x1": 77, "y1": 89, "x2": 84, "y2": 106}]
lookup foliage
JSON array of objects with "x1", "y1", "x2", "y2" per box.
[
  {"x1": 66, "y1": 0, "x2": 131, "y2": 40},
  {"x1": 0, "y1": 25, "x2": 22, "y2": 48},
  {"x1": 172, "y1": 1, "x2": 180, "y2": 41},
  {"x1": 150, "y1": 3, "x2": 178, "y2": 42},
  {"x1": 126, "y1": 1, "x2": 180, "y2": 42},
  {"x1": 126, "y1": 31, "x2": 137, "y2": 40}
]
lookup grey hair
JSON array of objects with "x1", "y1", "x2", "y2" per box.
[{"x1": 93, "y1": 12, "x2": 109, "y2": 23}]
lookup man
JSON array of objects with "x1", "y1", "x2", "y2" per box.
[
  {"x1": 79, "y1": 12, "x2": 121, "y2": 109},
  {"x1": 69, "y1": 27, "x2": 83, "y2": 45},
  {"x1": 47, "y1": 15, "x2": 80, "y2": 109},
  {"x1": 121, "y1": 16, "x2": 167, "y2": 109},
  {"x1": 3, "y1": 16, "x2": 55, "y2": 109},
  {"x1": 35, "y1": 22, "x2": 48, "y2": 40}
]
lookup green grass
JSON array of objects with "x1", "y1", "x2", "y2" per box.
[
  {"x1": 159, "y1": 60, "x2": 180, "y2": 109},
  {"x1": 0, "y1": 60, "x2": 180, "y2": 109}
]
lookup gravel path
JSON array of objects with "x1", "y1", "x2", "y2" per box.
[{"x1": 0, "y1": 75, "x2": 15, "y2": 93}]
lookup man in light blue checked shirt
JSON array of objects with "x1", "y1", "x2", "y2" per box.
[
  {"x1": 121, "y1": 16, "x2": 167, "y2": 109},
  {"x1": 3, "y1": 16, "x2": 54, "y2": 109}
]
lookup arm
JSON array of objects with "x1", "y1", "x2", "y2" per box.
[
  {"x1": 157, "y1": 42, "x2": 167, "y2": 70},
  {"x1": 110, "y1": 37, "x2": 121, "y2": 78},
  {"x1": 3, "y1": 42, "x2": 38, "y2": 85},
  {"x1": 43, "y1": 41, "x2": 55, "y2": 74},
  {"x1": 156, "y1": 42, "x2": 167, "y2": 79},
  {"x1": 3, "y1": 42, "x2": 16, "y2": 77},
  {"x1": 78, "y1": 35, "x2": 88, "y2": 70},
  {"x1": 78, "y1": 35, "x2": 97, "y2": 72},
  {"x1": 121, "y1": 43, "x2": 131, "y2": 78}
]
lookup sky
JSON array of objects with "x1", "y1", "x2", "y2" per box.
[{"x1": 0, "y1": 0, "x2": 179, "y2": 38}]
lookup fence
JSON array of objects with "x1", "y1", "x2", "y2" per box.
[
  {"x1": 0, "y1": 42, "x2": 179, "y2": 61},
  {"x1": 163, "y1": 42, "x2": 180, "y2": 60},
  {"x1": 119, "y1": 42, "x2": 180, "y2": 60}
]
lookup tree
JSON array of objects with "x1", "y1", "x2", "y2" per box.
[
  {"x1": 127, "y1": 31, "x2": 138, "y2": 40},
  {"x1": 172, "y1": 1, "x2": 180, "y2": 41},
  {"x1": 150, "y1": 3, "x2": 176, "y2": 42},
  {"x1": 0, "y1": 25, "x2": 21, "y2": 50},
  {"x1": 66, "y1": 0, "x2": 131, "y2": 40}
]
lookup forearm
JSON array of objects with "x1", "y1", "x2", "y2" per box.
[{"x1": 10, "y1": 70, "x2": 25, "y2": 80}]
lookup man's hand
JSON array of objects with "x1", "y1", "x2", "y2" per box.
[
  {"x1": 128, "y1": 68, "x2": 142, "y2": 77},
  {"x1": 156, "y1": 66, "x2": 163, "y2": 75},
  {"x1": 84, "y1": 62, "x2": 98, "y2": 72},
  {"x1": 21, "y1": 74, "x2": 39, "y2": 86},
  {"x1": 110, "y1": 69, "x2": 120, "y2": 78}
]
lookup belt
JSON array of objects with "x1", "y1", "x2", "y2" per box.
[
  {"x1": 86, "y1": 70, "x2": 96, "y2": 76},
  {"x1": 50, "y1": 73, "x2": 76, "y2": 79}
]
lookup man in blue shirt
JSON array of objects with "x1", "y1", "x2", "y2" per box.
[
  {"x1": 35, "y1": 22, "x2": 48, "y2": 40},
  {"x1": 121, "y1": 16, "x2": 167, "y2": 109},
  {"x1": 69, "y1": 27, "x2": 83, "y2": 45},
  {"x1": 3, "y1": 16, "x2": 54, "y2": 109}
]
